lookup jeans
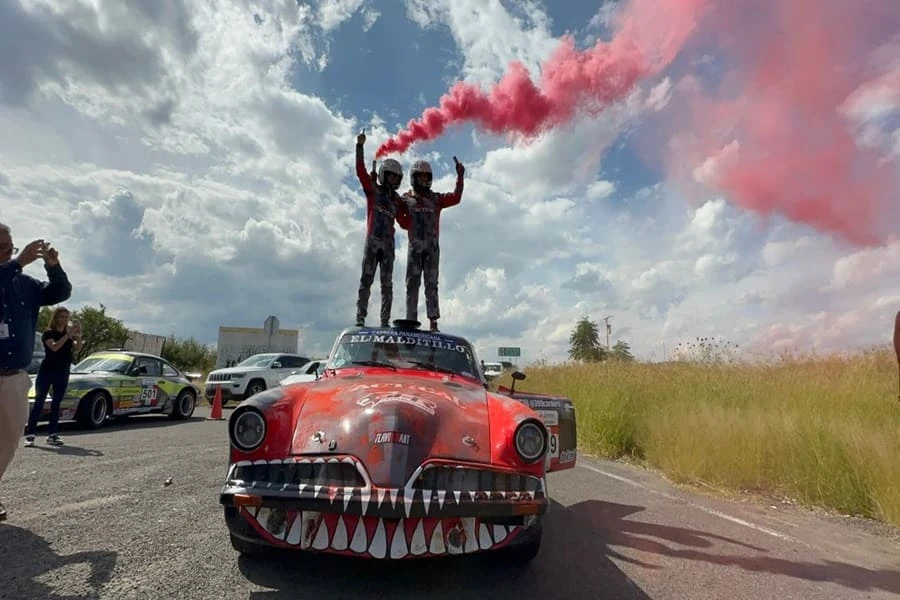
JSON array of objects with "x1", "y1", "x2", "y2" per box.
[{"x1": 26, "y1": 371, "x2": 69, "y2": 437}]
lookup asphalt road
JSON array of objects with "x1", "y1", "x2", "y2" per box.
[{"x1": 2, "y1": 405, "x2": 899, "y2": 600}]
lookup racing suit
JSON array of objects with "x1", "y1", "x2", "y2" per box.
[
  {"x1": 355, "y1": 143, "x2": 403, "y2": 327},
  {"x1": 399, "y1": 174, "x2": 464, "y2": 324}
]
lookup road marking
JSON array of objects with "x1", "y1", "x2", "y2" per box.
[{"x1": 578, "y1": 463, "x2": 806, "y2": 545}]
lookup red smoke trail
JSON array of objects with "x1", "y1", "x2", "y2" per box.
[
  {"x1": 657, "y1": 0, "x2": 900, "y2": 246},
  {"x1": 379, "y1": 0, "x2": 900, "y2": 246},
  {"x1": 375, "y1": 0, "x2": 712, "y2": 158}
]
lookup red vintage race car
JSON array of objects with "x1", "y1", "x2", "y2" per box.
[{"x1": 219, "y1": 320, "x2": 577, "y2": 564}]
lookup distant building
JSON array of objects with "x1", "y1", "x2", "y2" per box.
[
  {"x1": 215, "y1": 316, "x2": 300, "y2": 368},
  {"x1": 123, "y1": 330, "x2": 167, "y2": 355}
]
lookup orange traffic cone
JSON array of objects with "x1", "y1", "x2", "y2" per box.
[{"x1": 208, "y1": 386, "x2": 224, "y2": 420}]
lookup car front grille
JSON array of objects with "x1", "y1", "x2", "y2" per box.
[
  {"x1": 229, "y1": 457, "x2": 368, "y2": 488},
  {"x1": 410, "y1": 465, "x2": 543, "y2": 494}
]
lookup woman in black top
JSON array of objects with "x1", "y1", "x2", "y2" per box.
[{"x1": 24, "y1": 306, "x2": 81, "y2": 447}]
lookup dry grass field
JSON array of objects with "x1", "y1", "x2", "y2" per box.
[{"x1": 500, "y1": 347, "x2": 900, "y2": 529}]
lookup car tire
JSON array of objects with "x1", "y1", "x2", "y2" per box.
[
  {"x1": 170, "y1": 389, "x2": 196, "y2": 420},
  {"x1": 497, "y1": 518, "x2": 542, "y2": 566},
  {"x1": 75, "y1": 391, "x2": 110, "y2": 430},
  {"x1": 245, "y1": 379, "x2": 266, "y2": 398}
]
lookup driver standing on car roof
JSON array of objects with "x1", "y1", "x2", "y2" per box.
[
  {"x1": 399, "y1": 157, "x2": 465, "y2": 332},
  {"x1": 354, "y1": 130, "x2": 405, "y2": 328}
]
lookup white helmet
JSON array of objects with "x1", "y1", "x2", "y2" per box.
[
  {"x1": 378, "y1": 158, "x2": 403, "y2": 190},
  {"x1": 410, "y1": 160, "x2": 432, "y2": 190}
]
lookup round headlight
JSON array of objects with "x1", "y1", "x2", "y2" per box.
[
  {"x1": 231, "y1": 408, "x2": 266, "y2": 451},
  {"x1": 514, "y1": 420, "x2": 547, "y2": 464}
]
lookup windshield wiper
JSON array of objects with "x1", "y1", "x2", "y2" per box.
[
  {"x1": 406, "y1": 360, "x2": 458, "y2": 377},
  {"x1": 350, "y1": 360, "x2": 398, "y2": 371}
]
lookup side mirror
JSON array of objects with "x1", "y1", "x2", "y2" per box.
[
  {"x1": 509, "y1": 370, "x2": 526, "y2": 395},
  {"x1": 271, "y1": 361, "x2": 282, "y2": 369}
]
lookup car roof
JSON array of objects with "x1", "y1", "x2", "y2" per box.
[
  {"x1": 90, "y1": 350, "x2": 188, "y2": 368},
  {"x1": 93, "y1": 350, "x2": 160, "y2": 359}
]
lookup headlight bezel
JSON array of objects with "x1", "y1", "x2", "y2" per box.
[
  {"x1": 230, "y1": 407, "x2": 267, "y2": 452},
  {"x1": 513, "y1": 418, "x2": 548, "y2": 464}
]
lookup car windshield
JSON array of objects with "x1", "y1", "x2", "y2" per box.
[
  {"x1": 236, "y1": 355, "x2": 277, "y2": 367},
  {"x1": 72, "y1": 356, "x2": 132, "y2": 374},
  {"x1": 328, "y1": 330, "x2": 481, "y2": 380}
]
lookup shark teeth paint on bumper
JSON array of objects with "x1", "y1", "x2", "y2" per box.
[
  {"x1": 221, "y1": 456, "x2": 548, "y2": 521},
  {"x1": 241, "y1": 506, "x2": 533, "y2": 559}
]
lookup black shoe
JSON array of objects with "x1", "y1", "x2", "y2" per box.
[
  {"x1": 0, "y1": 502, "x2": 6, "y2": 522},
  {"x1": 47, "y1": 434, "x2": 64, "y2": 446},
  {"x1": 430, "y1": 319, "x2": 439, "y2": 332},
  {"x1": 381, "y1": 321, "x2": 390, "y2": 328},
  {"x1": 355, "y1": 318, "x2": 365, "y2": 327}
]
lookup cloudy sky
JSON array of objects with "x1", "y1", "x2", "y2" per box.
[{"x1": 2, "y1": 0, "x2": 899, "y2": 363}]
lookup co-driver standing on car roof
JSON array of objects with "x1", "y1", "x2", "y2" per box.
[
  {"x1": 399, "y1": 157, "x2": 465, "y2": 332},
  {"x1": 354, "y1": 130, "x2": 405, "y2": 328}
]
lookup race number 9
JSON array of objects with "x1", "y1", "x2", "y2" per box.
[{"x1": 549, "y1": 432, "x2": 559, "y2": 459}]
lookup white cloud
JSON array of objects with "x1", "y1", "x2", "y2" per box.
[{"x1": 404, "y1": 0, "x2": 560, "y2": 86}]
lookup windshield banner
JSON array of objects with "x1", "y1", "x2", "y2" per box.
[{"x1": 345, "y1": 332, "x2": 467, "y2": 353}]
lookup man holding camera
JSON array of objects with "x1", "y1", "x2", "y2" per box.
[{"x1": 0, "y1": 223, "x2": 72, "y2": 521}]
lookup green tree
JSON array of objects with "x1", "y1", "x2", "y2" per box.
[
  {"x1": 70, "y1": 303, "x2": 130, "y2": 362},
  {"x1": 611, "y1": 340, "x2": 635, "y2": 362},
  {"x1": 568, "y1": 316, "x2": 607, "y2": 362},
  {"x1": 161, "y1": 335, "x2": 217, "y2": 373},
  {"x1": 37, "y1": 306, "x2": 53, "y2": 331}
]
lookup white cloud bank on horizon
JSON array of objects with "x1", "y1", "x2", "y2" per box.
[{"x1": 1, "y1": 0, "x2": 898, "y2": 365}]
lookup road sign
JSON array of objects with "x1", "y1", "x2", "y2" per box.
[
  {"x1": 498, "y1": 346, "x2": 521, "y2": 357},
  {"x1": 263, "y1": 316, "x2": 279, "y2": 336}
]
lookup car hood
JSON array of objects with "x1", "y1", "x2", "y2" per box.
[
  {"x1": 28, "y1": 372, "x2": 113, "y2": 397},
  {"x1": 211, "y1": 366, "x2": 264, "y2": 376},
  {"x1": 280, "y1": 374, "x2": 317, "y2": 385},
  {"x1": 65, "y1": 371, "x2": 124, "y2": 381},
  {"x1": 290, "y1": 373, "x2": 491, "y2": 488}
]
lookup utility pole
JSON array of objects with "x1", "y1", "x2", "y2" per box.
[{"x1": 602, "y1": 315, "x2": 611, "y2": 352}]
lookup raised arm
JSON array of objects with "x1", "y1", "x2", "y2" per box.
[
  {"x1": 38, "y1": 248, "x2": 72, "y2": 306},
  {"x1": 436, "y1": 156, "x2": 465, "y2": 208},
  {"x1": 2, "y1": 239, "x2": 44, "y2": 284},
  {"x1": 355, "y1": 131, "x2": 375, "y2": 195}
]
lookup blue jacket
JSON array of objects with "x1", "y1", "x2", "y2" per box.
[{"x1": 0, "y1": 260, "x2": 72, "y2": 370}]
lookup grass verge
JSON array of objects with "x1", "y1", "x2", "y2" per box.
[{"x1": 500, "y1": 348, "x2": 900, "y2": 529}]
